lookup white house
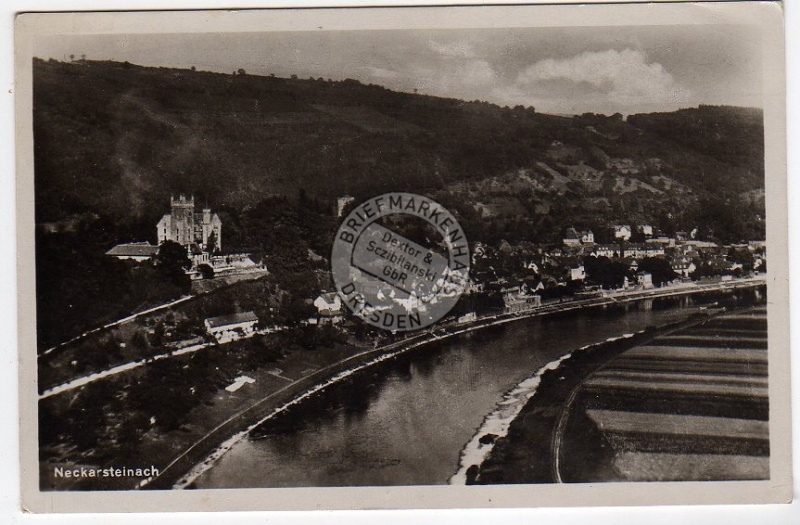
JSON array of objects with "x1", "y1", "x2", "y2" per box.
[
  {"x1": 614, "y1": 225, "x2": 632, "y2": 241},
  {"x1": 638, "y1": 224, "x2": 654, "y2": 237},
  {"x1": 672, "y1": 259, "x2": 697, "y2": 278},
  {"x1": 580, "y1": 230, "x2": 595, "y2": 244},
  {"x1": 204, "y1": 311, "x2": 259, "y2": 343},
  {"x1": 621, "y1": 243, "x2": 665, "y2": 259},
  {"x1": 314, "y1": 292, "x2": 344, "y2": 324},
  {"x1": 593, "y1": 244, "x2": 618, "y2": 258},
  {"x1": 636, "y1": 272, "x2": 654, "y2": 289},
  {"x1": 569, "y1": 265, "x2": 586, "y2": 281}
]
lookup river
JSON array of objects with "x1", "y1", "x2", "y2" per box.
[{"x1": 192, "y1": 291, "x2": 753, "y2": 489}]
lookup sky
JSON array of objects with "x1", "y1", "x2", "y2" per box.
[{"x1": 35, "y1": 24, "x2": 763, "y2": 115}]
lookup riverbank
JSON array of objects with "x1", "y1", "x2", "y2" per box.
[
  {"x1": 470, "y1": 294, "x2": 767, "y2": 484},
  {"x1": 464, "y1": 315, "x2": 716, "y2": 484},
  {"x1": 144, "y1": 278, "x2": 765, "y2": 490}
]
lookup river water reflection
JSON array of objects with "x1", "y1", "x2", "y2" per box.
[{"x1": 193, "y1": 293, "x2": 745, "y2": 488}]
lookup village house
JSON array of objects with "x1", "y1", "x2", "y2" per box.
[
  {"x1": 522, "y1": 279, "x2": 545, "y2": 294},
  {"x1": 672, "y1": 258, "x2": 697, "y2": 278},
  {"x1": 204, "y1": 311, "x2": 259, "y2": 344},
  {"x1": 569, "y1": 265, "x2": 586, "y2": 281},
  {"x1": 709, "y1": 257, "x2": 742, "y2": 274},
  {"x1": 105, "y1": 242, "x2": 160, "y2": 262},
  {"x1": 313, "y1": 292, "x2": 344, "y2": 324},
  {"x1": 562, "y1": 227, "x2": 581, "y2": 246},
  {"x1": 624, "y1": 258, "x2": 639, "y2": 273},
  {"x1": 684, "y1": 239, "x2": 719, "y2": 250},
  {"x1": 614, "y1": 224, "x2": 632, "y2": 241},
  {"x1": 621, "y1": 243, "x2": 665, "y2": 259},
  {"x1": 647, "y1": 236, "x2": 676, "y2": 247},
  {"x1": 636, "y1": 272, "x2": 654, "y2": 289},
  {"x1": 637, "y1": 224, "x2": 654, "y2": 238},
  {"x1": 501, "y1": 286, "x2": 542, "y2": 314},
  {"x1": 563, "y1": 227, "x2": 594, "y2": 246},
  {"x1": 593, "y1": 244, "x2": 619, "y2": 258}
]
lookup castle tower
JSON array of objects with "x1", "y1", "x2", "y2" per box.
[
  {"x1": 170, "y1": 195, "x2": 195, "y2": 246},
  {"x1": 157, "y1": 195, "x2": 222, "y2": 250}
]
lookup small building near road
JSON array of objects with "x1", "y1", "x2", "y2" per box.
[
  {"x1": 204, "y1": 311, "x2": 259, "y2": 343},
  {"x1": 636, "y1": 272, "x2": 654, "y2": 289},
  {"x1": 672, "y1": 259, "x2": 697, "y2": 278},
  {"x1": 313, "y1": 292, "x2": 344, "y2": 324},
  {"x1": 501, "y1": 286, "x2": 542, "y2": 314},
  {"x1": 105, "y1": 242, "x2": 160, "y2": 262},
  {"x1": 569, "y1": 264, "x2": 586, "y2": 281}
]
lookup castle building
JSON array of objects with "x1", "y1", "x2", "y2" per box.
[{"x1": 157, "y1": 195, "x2": 222, "y2": 250}]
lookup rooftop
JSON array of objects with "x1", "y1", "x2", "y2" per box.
[
  {"x1": 106, "y1": 242, "x2": 159, "y2": 257},
  {"x1": 204, "y1": 311, "x2": 259, "y2": 329}
]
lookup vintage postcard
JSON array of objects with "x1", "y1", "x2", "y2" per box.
[{"x1": 15, "y1": 2, "x2": 790, "y2": 513}]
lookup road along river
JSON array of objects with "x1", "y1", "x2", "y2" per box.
[{"x1": 190, "y1": 287, "x2": 763, "y2": 489}]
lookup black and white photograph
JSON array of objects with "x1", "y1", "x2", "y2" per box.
[{"x1": 13, "y1": 1, "x2": 791, "y2": 513}]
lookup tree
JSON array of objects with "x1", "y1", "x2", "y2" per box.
[
  {"x1": 158, "y1": 241, "x2": 191, "y2": 269},
  {"x1": 206, "y1": 231, "x2": 218, "y2": 253},
  {"x1": 237, "y1": 68, "x2": 246, "y2": 76},
  {"x1": 156, "y1": 240, "x2": 192, "y2": 292},
  {"x1": 584, "y1": 256, "x2": 631, "y2": 289},
  {"x1": 637, "y1": 257, "x2": 678, "y2": 286},
  {"x1": 198, "y1": 263, "x2": 214, "y2": 280}
]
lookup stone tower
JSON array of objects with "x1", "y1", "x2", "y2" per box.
[
  {"x1": 157, "y1": 195, "x2": 223, "y2": 250},
  {"x1": 170, "y1": 195, "x2": 195, "y2": 246}
]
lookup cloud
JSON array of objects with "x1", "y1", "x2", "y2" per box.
[
  {"x1": 516, "y1": 49, "x2": 688, "y2": 106},
  {"x1": 412, "y1": 58, "x2": 497, "y2": 97},
  {"x1": 459, "y1": 59, "x2": 496, "y2": 86},
  {"x1": 428, "y1": 39, "x2": 477, "y2": 58}
]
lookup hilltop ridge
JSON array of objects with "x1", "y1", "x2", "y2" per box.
[{"x1": 34, "y1": 58, "x2": 764, "y2": 244}]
